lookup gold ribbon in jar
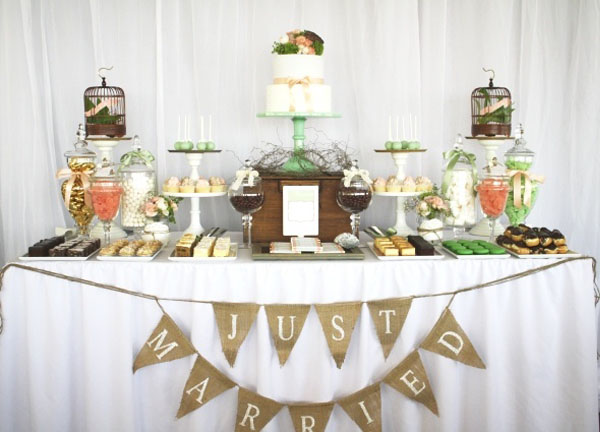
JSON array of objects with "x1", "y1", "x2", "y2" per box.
[{"x1": 506, "y1": 170, "x2": 545, "y2": 208}]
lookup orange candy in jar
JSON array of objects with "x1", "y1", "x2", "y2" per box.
[{"x1": 477, "y1": 177, "x2": 510, "y2": 218}]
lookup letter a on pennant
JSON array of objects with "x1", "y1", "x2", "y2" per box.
[
  {"x1": 314, "y1": 302, "x2": 362, "y2": 368},
  {"x1": 176, "y1": 355, "x2": 236, "y2": 418},
  {"x1": 367, "y1": 298, "x2": 412, "y2": 359},
  {"x1": 235, "y1": 388, "x2": 282, "y2": 432},
  {"x1": 264, "y1": 305, "x2": 311, "y2": 366},
  {"x1": 213, "y1": 303, "x2": 260, "y2": 367},
  {"x1": 339, "y1": 383, "x2": 382, "y2": 432},
  {"x1": 383, "y1": 350, "x2": 438, "y2": 416},
  {"x1": 288, "y1": 402, "x2": 334, "y2": 432},
  {"x1": 133, "y1": 314, "x2": 196, "y2": 372},
  {"x1": 420, "y1": 309, "x2": 486, "y2": 369}
]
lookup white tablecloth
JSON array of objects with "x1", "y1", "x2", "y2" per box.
[{"x1": 0, "y1": 238, "x2": 597, "y2": 431}]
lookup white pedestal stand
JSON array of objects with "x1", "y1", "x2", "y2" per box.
[
  {"x1": 87, "y1": 137, "x2": 130, "y2": 240},
  {"x1": 373, "y1": 150, "x2": 425, "y2": 236},
  {"x1": 467, "y1": 137, "x2": 514, "y2": 237},
  {"x1": 163, "y1": 150, "x2": 224, "y2": 236}
]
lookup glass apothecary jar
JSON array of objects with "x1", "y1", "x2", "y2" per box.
[
  {"x1": 59, "y1": 124, "x2": 97, "y2": 237},
  {"x1": 441, "y1": 134, "x2": 477, "y2": 237},
  {"x1": 504, "y1": 124, "x2": 542, "y2": 226},
  {"x1": 336, "y1": 160, "x2": 373, "y2": 237},
  {"x1": 119, "y1": 135, "x2": 156, "y2": 233},
  {"x1": 228, "y1": 160, "x2": 265, "y2": 248}
]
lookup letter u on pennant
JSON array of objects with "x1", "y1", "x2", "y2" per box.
[
  {"x1": 133, "y1": 314, "x2": 196, "y2": 372},
  {"x1": 264, "y1": 305, "x2": 311, "y2": 366}
]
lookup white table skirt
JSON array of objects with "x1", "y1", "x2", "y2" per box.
[{"x1": 0, "y1": 238, "x2": 597, "y2": 431}]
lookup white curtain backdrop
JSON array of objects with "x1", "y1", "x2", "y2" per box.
[{"x1": 1, "y1": 0, "x2": 599, "y2": 265}]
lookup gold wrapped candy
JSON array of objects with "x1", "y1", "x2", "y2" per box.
[{"x1": 57, "y1": 158, "x2": 96, "y2": 235}]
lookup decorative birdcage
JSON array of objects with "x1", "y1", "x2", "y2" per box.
[
  {"x1": 471, "y1": 68, "x2": 513, "y2": 137},
  {"x1": 83, "y1": 67, "x2": 126, "y2": 137}
]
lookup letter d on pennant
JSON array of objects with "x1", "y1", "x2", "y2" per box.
[{"x1": 133, "y1": 314, "x2": 196, "y2": 372}]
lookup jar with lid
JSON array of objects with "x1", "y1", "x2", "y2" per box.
[
  {"x1": 228, "y1": 160, "x2": 264, "y2": 248},
  {"x1": 442, "y1": 134, "x2": 478, "y2": 237},
  {"x1": 59, "y1": 124, "x2": 97, "y2": 237},
  {"x1": 119, "y1": 135, "x2": 156, "y2": 233},
  {"x1": 503, "y1": 124, "x2": 542, "y2": 226},
  {"x1": 336, "y1": 160, "x2": 373, "y2": 237}
]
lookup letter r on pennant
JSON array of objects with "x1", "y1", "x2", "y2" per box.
[{"x1": 240, "y1": 403, "x2": 260, "y2": 430}]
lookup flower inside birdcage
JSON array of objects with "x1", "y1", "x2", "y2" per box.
[{"x1": 83, "y1": 67, "x2": 126, "y2": 137}]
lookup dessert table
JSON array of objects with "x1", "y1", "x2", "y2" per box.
[{"x1": 0, "y1": 234, "x2": 597, "y2": 432}]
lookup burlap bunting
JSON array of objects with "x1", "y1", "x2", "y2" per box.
[
  {"x1": 133, "y1": 314, "x2": 196, "y2": 372},
  {"x1": 288, "y1": 403, "x2": 334, "y2": 432},
  {"x1": 235, "y1": 387, "x2": 282, "y2": 431},
  {"x1": 213, "y1": 302, "x2": 260, "y2": 367},
  {"x1": 314, "y1": 302, "x2": 362, "y2": 368},
  {"x1": 176, "y1": 355, "x2": 236, "y2": 418},
  {"x1": 367, "y1": 297, "x2": 412, "y2": 359},
  {"x1": 264, "y1": 305, "x2": 311, "y2": 366},
  {"x1": 339, "y1": 383, "x2": 382, "y2": 432},
  {"x1": 420, "y1": 309, "x2": 486, "y2": 369},
  {"x1": 384, "y1": 350, "x2": 438, "y2": 416}
]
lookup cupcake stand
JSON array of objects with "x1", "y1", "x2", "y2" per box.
[
  {"x1": 466, "y1": 136, "x2": 514, "y2": 237},
  {"x1": 373, "y1": 149, "x2": 426, "y2": 236},
  {"x1": 164, "y1": 150, "x2": 225, "y2": 235},
  {"x1": 256, "y1": 112, "x2": 341, "y2": 174},
  {"x1": 87, "y1": 136, "x2": 131, "y2": 240}
]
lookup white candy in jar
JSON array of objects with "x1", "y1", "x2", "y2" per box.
[
  {"x1": 121, "y1": 173, "x2": 156, "y2": 228},
  {"x1": 445, "y1": 170, "x2": 475, "y2": 226}
]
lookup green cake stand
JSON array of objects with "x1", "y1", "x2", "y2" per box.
[{"x1": 257, "y1": 112, "x2": 341, "y2": 174}]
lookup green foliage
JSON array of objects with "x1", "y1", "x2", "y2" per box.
[
  {"x1": 85, "y1": 97, "x2": 119, "y2": 124},
  {"x1": 478, "y1": 104, "x2": 515, "y2": 125},
  {"x1": 313, "y1": 40, "x2": 324, "y2": 55},
  {"x1": 272, "y1": 42, "x2": 300, "y2": 55}
]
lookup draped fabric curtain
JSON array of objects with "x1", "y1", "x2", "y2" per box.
[{"x1": 1, "y1": 0, "x2": 599, "y2": 265}]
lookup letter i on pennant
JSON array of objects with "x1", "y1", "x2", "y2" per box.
[
  {"x1": 339, "y1": 383, "x2": 382, "y2": 431},
  {"x1": 133, "y1": 314, "x2": 196, "y2": 372}
]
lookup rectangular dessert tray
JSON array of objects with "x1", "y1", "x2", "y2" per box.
[
  {"x1": 251, "y1": 244, "x2": 364, "y2": 260},
  {"x1": 19, "y1": 249, "x2": 99, "y2": 261},
  {"x1": 95, "y1": 244, "x2": 166, "y2": 262},
  {"x1": 168, "y1": 243, "x2": 238, "y2": 261},
  {"x1": 438, "y1": 246, "x2": 511, "y2": 260},
  {"x1": 499, "y1": 246, "x2": 582, "y2": 259},
  {"x1": 367, "y1": 242, "x2": 445, "y2": 261},
  {"x1": 162, "y1": 191, "x2": 226, "y2": 198}
]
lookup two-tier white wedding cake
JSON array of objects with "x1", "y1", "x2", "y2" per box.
[{"x1": 265, "y1": 30, "x2": 331, "y2": 113}]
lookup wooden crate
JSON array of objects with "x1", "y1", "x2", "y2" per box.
[{"x1": 251, "y1": 173, "x2": 351, "y2": 242}]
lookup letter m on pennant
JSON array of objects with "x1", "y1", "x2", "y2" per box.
[{"x1": 133, "y1": 314, "x2": 196, "y2": 372}]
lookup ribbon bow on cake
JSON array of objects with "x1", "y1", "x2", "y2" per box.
[
  {"x1": 441, "y1": 149, "x2": 478, "y2": 196},
  {"x1": 56, "y1": 167, "x2": 94, "y2": 208},
  {"x1": 274, "y1": 76, "x2": 323, "y2": 112},
  {"x1": 342, "y1": 167, "x2": 372, "y2": 188},
  {"x1": 119, "y1": 149, "x2": 155, "y2": 171},
  {"x1": 506, "y1": 170, "x2": 545, "y2": 208},
  {"x1": 230, "y1": 168, "x2": 260, "y2": 191}
]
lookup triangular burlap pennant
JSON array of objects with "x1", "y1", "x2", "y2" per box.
[
  {"x1": 235, "y1": 387, "x2": 282, "y2": 432},
  {"x1": 133, "y1": 314, "x2": 196, "y2": 372},
  {"x1": 176, "y1": 355, "x2": 236, "y2": 418},
  {"x1": 420, "y1": 308, "x2": 486, "y2": 369},
  {"x1": 314, "y1": 302, "x2": 362, "y2": 368},
  {"x1": 264, "y1": 304, "x2": 311, "y2": 366},
  {"x1": 383, "y1": 350, "x2": 438, "y2": 416},
  {"x1": 288, "y1": 402, "x2": 334, "y2": 432},
  {"x1": 367, "y1": 297, "x2": 412, "y2": 359},
  {"x1": 213, "y1": 302, "x2": 260, "y2": 367},
  {"x1": 339, "y1": 383, "x2": 382, "y2": 432}
]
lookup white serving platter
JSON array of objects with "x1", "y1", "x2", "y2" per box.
[
  {"x1": 19, "y1": 249, "x2": 99, "y2": 261},
  {"x1": 373, "y1": 191, "x2": 421, "y2": 197},
  {"x1": 96, "y1": 243, "x2": 166, "y2": 262},
  {"x1": 500, "y1": 247, "x2": 582, "y2": 259},
  {"x1": 168, "y1": 243, "x2": 238, "y2": 262},
  {"x1": 162, "y1": 191, "x2": 226, "y2": 198},
  {"x1": 438, "y1": 246, "x2": 511, "y2": 260},
  {"x1": 368, "y1": 242, "x2": 445, "y2": 261}
]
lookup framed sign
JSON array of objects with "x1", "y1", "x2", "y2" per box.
[{"x1": 282, "y1": 185, "x2": 319, "y2": 236}]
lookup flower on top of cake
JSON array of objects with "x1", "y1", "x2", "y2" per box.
[{"x1": 272, "y1": 30, "x2": 324, "y2": 55}]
